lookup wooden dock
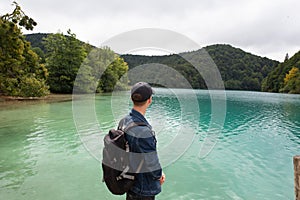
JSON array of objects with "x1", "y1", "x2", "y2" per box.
[{"x1": 294, "y1": 155, "x2": 300, "y2": 200}]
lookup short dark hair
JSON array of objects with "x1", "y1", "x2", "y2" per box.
[
  {"x1": 132, "y1": 94, "x2": 149, "y2": 106},
  {"x1": 131, "y1": 82, "x2": 153, "y2": 102}
]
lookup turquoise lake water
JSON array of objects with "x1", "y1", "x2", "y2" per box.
[{"x1": 0, "y1": 89, "x2": 300, "y2": 200}]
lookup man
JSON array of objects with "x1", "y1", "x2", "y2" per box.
[{"x1": 119, "y1": 82, "x2": 165, "y2": 200}]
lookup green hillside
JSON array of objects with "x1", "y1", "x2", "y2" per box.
[
  {"x1": 25, "y1": 33, "x2": 284, "y2": 92},
  {"x1": 121, "y1": 44, "x2": 279, "y2": 91},
  {"x1": 262, "y1": 50, "x2": 300, "y2": 94},
  {"x1": 25, "y1": 33, "x2": 94, "y2": 54},
  {"x1": 25, "y1": 33, "x2": 48, "y2": 52}
]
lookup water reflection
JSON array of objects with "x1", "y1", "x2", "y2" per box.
[
  {"x1": 0, "y1": 101, "x2": 80, "y2": 192},
  {"x1": 0, "y1": 104, "x2": 48, "y2": 190}
]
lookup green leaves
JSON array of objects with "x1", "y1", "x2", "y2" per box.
[
  {"x1": 0, "y1": 3, "x2": 49, "y2": 97},
  {"x1": 43, "y1": 30, "x2": 87, "y2": 93},
  {"x1": 74, "y1": 47, "x2": 129, "y2": 93},
  {"x1": 43, "y1": 30, "x2": 130, "y2": 94},
  {"x1": 262, "y1": 51, "x2": 300, "y2": 94},
  {"x1": 1, "y1": 2, "x2": 37, "y2": 30},
  {"x1": 280, "y1": 67, "x2": 300, "y2": 94},
  {"x1": 99, "y1": 55, "x2": 129, "y2": 92}
]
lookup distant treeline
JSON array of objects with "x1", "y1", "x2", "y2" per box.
[
  {"x1": 27, "y1": 33, "x2": 281, "y2": 91},
  {"x1": 121, "y1": 44, "x2": 279, "y2": 91},
  {"x1": 25, "y1": 33, "x2": 300, "y2": 94}
]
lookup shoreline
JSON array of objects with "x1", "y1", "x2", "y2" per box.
[
  {"x1": 0, "y1": 94, "x2": 73, "y2": 102},
  {"x1": 0, "y1": 94, "x2": 73, "y2": 108}
]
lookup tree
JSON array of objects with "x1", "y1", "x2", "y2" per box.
[
  {"x1": 0, "y1": 2, "x2": 49, "y2": 97},
  {"x1": 1, "y1": 1, "x2": 37, "y2": 30},
  {"x1": 280, "y1": 67, "x2": 300, "y2": 94},
  {"x1": 99, "y1": 56, "x2": 129, "y2": 92},
  {"x1": 44, "y1": 33, "x2": 129, "y2": 94},
  {"x1": 73, "y1": 47, "x2": 115, "y2": 93},
  {"x1": 284, "y1": 67, "x2": 299, "y2": 84},
  {"x1": 43, "y1": 30, "x2": 87, "y2": 93},
  {"x1": 31, "y1": 47, "x2": 46, "y2": 63},
  {"x1": 77, "y1": 47, "x2": 129, "y2": 93},
  {"x1": 262, "y1": 50, "x2": 300, "y2": 93},
  {"x1": 284, "y1": 53, "x2": 289, "y2": 62}
]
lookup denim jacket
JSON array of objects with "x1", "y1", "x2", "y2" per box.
[{"x1": 120, "y1": 109, "x2": 162, "y2": 196}]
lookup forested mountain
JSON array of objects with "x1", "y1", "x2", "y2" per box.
[
  {"x1": 205, "y1": 45, "x2": 279, "y2": 90},
  {"x1": 26, "y1": 33, "x2": 292, "y2": 92},
  {"x1": 262, "y1": 50, "x2": 300, "y2": 94},
  {"x1": 25, "y1": 33, "x2": 48, "y2": 52},
  {"x1": 121, "y1": 44, "x2": 279, "y2": 91},
  {"x1": 25, "y1": 33, "x2": 94, "y2": 56}
]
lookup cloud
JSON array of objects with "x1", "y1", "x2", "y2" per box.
[{"x1": 0, "y1": 0, "x2": 299, "y2": 61}]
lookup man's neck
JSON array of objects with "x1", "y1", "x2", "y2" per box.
[{"x1": 133, "y1": 106, "x2": 147, "y2": 116}]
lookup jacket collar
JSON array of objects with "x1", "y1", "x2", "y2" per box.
[{"x1": 130, "y1": 109, "x2": 150, "y2": 125}]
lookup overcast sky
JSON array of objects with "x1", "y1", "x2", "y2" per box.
[{"x1": 1, "y1": 0, "x2": 299, "y2": 61}]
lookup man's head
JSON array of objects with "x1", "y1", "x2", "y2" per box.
[{"x1": 131, "y1": 82, "x2": 153, "y2": 106}]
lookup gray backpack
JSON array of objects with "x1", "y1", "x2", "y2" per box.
[{"x1": 102, "y1": 120, "x2": 146, "y2": 195}]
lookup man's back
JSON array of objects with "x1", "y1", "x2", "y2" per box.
[
  {"x1": 123, "y1": 82, "x2": 165, "y2": 200},
  {"x1": 119, "y1": 109, "x2": 162, "y2": 196},
  {"x1": 121, "y1": 109, "x2": 162, "y2": 197}
]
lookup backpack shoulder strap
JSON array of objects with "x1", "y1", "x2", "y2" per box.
[
  {"x1": 118, "y1": 118, "x2": 148, "y2": 133},
  {"x1": 124, "y1": 121, "x2": 147, "y2": 133}
]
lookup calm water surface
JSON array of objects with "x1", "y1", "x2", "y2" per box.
[{"x1": 0, "y1": 89, "x2": 300, "y2": 200}]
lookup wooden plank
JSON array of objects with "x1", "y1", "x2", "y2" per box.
[{"x1": 294, "y1": 155, "x2": 300, "y2": 200}]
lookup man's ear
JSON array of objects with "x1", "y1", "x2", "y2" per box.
[{"x1": 148, "y1": 96, "x2": 152, "y2": 104}]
